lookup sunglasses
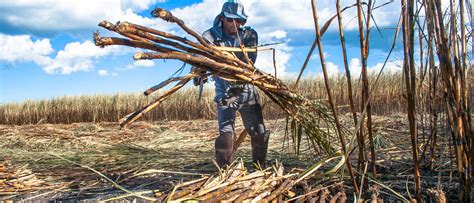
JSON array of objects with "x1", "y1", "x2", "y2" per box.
[{"x1": 225, "y1": 18, "x2": 246, "y2": 24}]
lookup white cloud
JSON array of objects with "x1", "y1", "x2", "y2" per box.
[
  {"x1": 368, "y1": 60, "x2": 403, "y2": 74},
  {"x1": 261, "y1": 30, "x2": 287, "y2": 39},
  {"x1": 255, "y1": 45, "x2": 291, "y2": 77},
  {"x1": 0, "y1": 0, "x2": 175, "y2": 36},
  {"x1": 127, "y1": 60, "x2": 155, "y2": 69},
  {"x1": 325, "y1": 61, "x2": 339, "y2": 76},
  {"x1": 98, "y1": 69, "x2": 108, "y2": 76},
  {"x1": 0, "y1": 1, "x2": 417, "y2": 76},
  {"x1": 0, "y1": 34, "x2": 126, "y2": 74},
  {"x1": 170, "y1": 0, "x2": 224, "y2": 33},
  {"x1": 255, "y1": 29, "x2": 291, "y2": 76},
  {"x1": 0, "y1": 0, "x2": 409, "y2": 38},
  {"x1": 349, "y1": 58, "x2": 362, "y2": 76},
  {"x1": 347, "y1": 57, "x2": 403, "y2": 78},
  {"x1": 121, "y1": 0, "x2": 166, "y2": 12},
  {"x1": 155, "y1": 0, "x2": 403, "y2": 77},
  {"x1": 311, "y1": 52, "x2": 330, "y2": 60},
  {"x1": 44, "y1": 40, "x2": 123, "y2": 74},
  {"x1": 240, "y1": 0, "x2": 401, "y2": 32},
  {"x1": 0, "y1": 34, "x2": 53, "y2": 66},
  {"x1": 310, "y1": 61, "x2": 339, "y2": 78},
  {"x1": 156, "y1": 0, "x2": 403, "y2": 38}
]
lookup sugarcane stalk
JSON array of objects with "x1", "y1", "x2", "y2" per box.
[
  {"x1": 233, "y1": 188, "x2": 253, "y2": 202},
  {"x1": 151, "y1": 8, "x2": 262, "y2": 73},
  {"x1": 428, "y1": 60, "x2": 438, "y2": 169},
  {"x1": 427, "y1": 188, "x2": 447, "y2": 203},
  {"x1": 428, "y1": 0, "x2": 471, "y2": 201},
  {"x1": 136, "y1": 53, "x2": 287, "y2": 93},
  {"x1": 423, "y1": 0, "x2": 439, "y2": 170},
  {"x1": 198, "y1": 178, "x2": 258, "y2": 202},
  {"x1": 247, "y1": 175, "x2": 282, "y2": 197},
  {"x1": 127, "y1": 21, "x2": 207, "y2": 50},
  {"x1": 272, "y1": 48, "x2": 277, "y2": 78},
  {"x1": 418, "y1": 14, "x2": 427, "y2": 145},
  {"x1": 117, "y1": 22, "x2": 211, "y2": 56},
  {"x1": 94, "y1": 34, "x2": 181, "y2": 53},
  {"x1": 402, "y1": 0, "x2": 421, "y2": 200},
  {"x1": 355, "y1": 0, "x2": 368, "y2": 186},
  {"x1": 194, "y1": 171, "x2": 268, "y2": 198},
  {"x1": 318, "y1": 189, "x2": 328, "y2": 202},
  {"x1": 96, "y1": 7, "x2": 337, "y2": 154},
  {"x1": 338, "y1": 191, "x2": 347, "y2": 202},
  {"x1": 99, "y1": 21, "x2": 150, "y2": 43},
  {"x1": 117, "y1": 22, "x2": 252, "y2": 67},
  {"x1": 293, "y1": 2, "x2": 367, "y2": 88},
  {"x1": 363, "y1": 0, "x2": 377, "y2": 178},
  {"x1": 96, "y1": 26, "x2": 243, "y2": 75},
  {"x1": 261, "y1": 178, "x2": 295, "y2": 202},
  {"x1": 134, "y1": 52, "x2": 250, "y2": 77},
  {"x1": 252, "y1": 187, "x2": 273, "y2": 202},
  {"x1": 329, "y1": 191, "x2": 341, "y2": 203},
  {"x1": 131, "y1": 56, "x2": 334, "y2": 153},
  {"x1": 151, "y1": 8, "x2": 215, "y2": 51},
  {"x1": 166, "y1": 177, "x2": 207, "y2": 200},
  {"x1": 205, "y1": 188, "x2": 246, "y2": 202},
  {"x1": 232, "y1": 130, "x2": 248, "y2": 156},
  {"x1": 120, "y1": 76, "x2": 192, "y2": 128},
  {"x1": 127, "y1": 20, "x2": 253, "y2": 69},
  {"x1": 461, "y1": 0, "x2": 473, "y2": 181},
  {"x1": 144, "y1": 73, "x2": 200, "y2": 96},
  {"x1": 344, "y1": 10, "x2": 403, "y2": 185},
  {"x1": 335, "y1": 0, "x2": 358, "y2": 134},
  {"x1": 312, "y1": 0, "x2": 358, "y2": 194},
  {"x1": 108, "y1": 20, "x2": 259, "y2": 74}
]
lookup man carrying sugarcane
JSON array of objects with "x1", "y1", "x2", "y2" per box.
[{"x1": 194, "y1": 0, "x2": 269, "y2": 168}]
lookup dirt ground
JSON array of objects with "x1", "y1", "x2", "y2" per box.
[{"x1": 0, "y1": 114, "x2": 470, "y2": 202}]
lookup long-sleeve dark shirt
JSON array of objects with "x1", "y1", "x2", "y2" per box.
[{"x1": 202, "y1": 18, "x2": 258, "y2": 102}]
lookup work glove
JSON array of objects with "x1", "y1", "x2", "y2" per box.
[
  {"x1": 191, "y1": 66, "x2": 208, "y2": 86},
  {"x1": 218, "y1": 96, "x2": 240, "y2": 109},
  {"x1": 193, "y1": 75, "x2": 208, "y2": 86},
  {"x1": 226, "y1": 84, "x2": 245, "y2": 96},
  {"x1": 217, "y1": 85, "x2": 245, "y2": 109}
]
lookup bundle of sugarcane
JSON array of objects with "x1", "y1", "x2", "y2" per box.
[
  {"x1": 154, "y1": 160, "x2": 346, "y2": 202},
  {"x1": 93, "y1": 8, "x2": 335, "y2": 153},
  {"x1": 0, "y1": 159, "x2": 44, "y2": 196}
]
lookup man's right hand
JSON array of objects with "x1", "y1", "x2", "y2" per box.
[
  {"x1": 217, "y1": 96, "x2": 239, "y2": 109},
  {"x1": 192, "y1": 66, "x2": 208, "y2": 86},
  {"x1": 193, "y1": 76, "x2": 208, "y2": 86}
]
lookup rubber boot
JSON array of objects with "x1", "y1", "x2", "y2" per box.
[
  {"x1": 215, "y1": 132, "x2": 234, "y2": 168},
  {"x1": 251, "y1": 131, "x2": 270, "y2": 168}
]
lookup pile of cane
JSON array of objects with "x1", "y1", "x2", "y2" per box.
[
  {"x1": 154, "y1": 160, "x2": 347, "y2": 202},
  {"x1": 93, "y1": 7, "x2": 335, "y2": 153},
  {"x1": 0, "y1": 159, "x2": 44, "y2": 196}
]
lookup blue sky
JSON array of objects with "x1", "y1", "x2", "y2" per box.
[{"x1": 1, "y1": 0, "x2": 460, "y2": 104}]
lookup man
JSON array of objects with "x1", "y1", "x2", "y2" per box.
[{"x1": 195, "y1": 0, "x2": 269, "y2": 168}]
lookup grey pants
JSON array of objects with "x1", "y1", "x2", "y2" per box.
[
  {"x1": 217, "y1": 103, "x2": 266, "y2": 136},
  {"x1": 215, "y1": 86, "x2": 269, "y2": 167}
]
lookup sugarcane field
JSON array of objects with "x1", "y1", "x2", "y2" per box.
[{"x1": 0, "y1": 0, "x2": 473, "y2": 202}]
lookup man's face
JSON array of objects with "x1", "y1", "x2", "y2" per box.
[{"x1": 221, "y1": 16, "x2": 246, "y2": 35}]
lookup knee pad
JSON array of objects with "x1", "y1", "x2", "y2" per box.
[
  {"x1": 250, "y1": 124, "x2": 266, "y2": 137},
  {"x1": 215, "y1": 132, "x2": 234, "y2": 150},
  {"x1": 215, "y1": 132, "x2": 235, "y2": 167},
  {"x1": 250, "y1": 129, "x2": 270, "y2": 146}
]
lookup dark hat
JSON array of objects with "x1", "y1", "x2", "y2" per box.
[{"x1": 220, "y1": 0, "x2": 248, "y2": 21}]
